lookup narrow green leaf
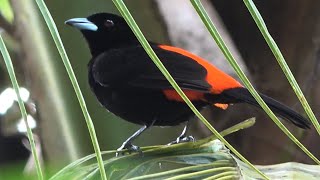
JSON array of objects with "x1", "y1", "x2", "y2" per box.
[
  {"x1": 165, "y1": 167, "x2": 237, "y2": 180},
  {"x1": 205, "y1": 171, "x2": 239, "y2": 180},
  {"x1": 0, "y1": 35, "x2": 43, "y2": 179},
  {"x1": 127, "y1": 161, "x2": 232, "y2": 180},
  {"x1": 32, "y1": 0, "x2": 107, "y2": 179}
]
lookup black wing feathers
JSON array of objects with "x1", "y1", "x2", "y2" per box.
[{"x1": 92, "y1": 45, "x2": 211, "y2": 92}]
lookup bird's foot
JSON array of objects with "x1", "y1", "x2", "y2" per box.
[
  {"x1": 116, "y1": 142, "x2": 142, "y2": 157},
  {"x1": 167, "y1": 135, "x2": 195, "y2": 145}
]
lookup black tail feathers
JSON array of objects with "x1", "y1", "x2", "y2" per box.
[{"x1": 220, "y1": 88, "x2": 311, "y2": 129}]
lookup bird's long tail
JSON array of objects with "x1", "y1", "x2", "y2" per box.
[{"x1": 211, "y1": 87, "x2": 311, "y2": 129}]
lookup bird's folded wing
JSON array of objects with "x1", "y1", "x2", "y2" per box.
[{"x1": 92, "y1": 45, "x2": 212, "y2": 92}]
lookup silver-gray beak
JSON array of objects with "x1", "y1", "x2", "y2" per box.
[{"x1": 65, "y1": 18, "x2": 98, "y2": 31}]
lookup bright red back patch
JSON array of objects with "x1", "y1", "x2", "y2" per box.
[
  {"x1": 163, "y1": 89, "x2": 204, "y2": 102},
  {"x1": 159, "y1": 45, "x2": 243, "y2": 94}
]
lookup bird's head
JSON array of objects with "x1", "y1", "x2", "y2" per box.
[{"x1": 65, "y1": 13, "x2": 137, "y2": 56}]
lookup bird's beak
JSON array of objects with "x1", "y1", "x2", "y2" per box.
[{"x1": 65, "y1": 18, "x2": 98, "y2": 31}]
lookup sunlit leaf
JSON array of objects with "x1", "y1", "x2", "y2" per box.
[{"x1": 0, "y1": 0, "x2": 14, "y2": 22}]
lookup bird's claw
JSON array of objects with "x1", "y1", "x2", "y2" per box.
[
  {"x1": 167, "y1": 135, "x2": 195, "y2": 145},
  {"x1": 116, "y1": 142, "x2": 142, "y2": 157}
]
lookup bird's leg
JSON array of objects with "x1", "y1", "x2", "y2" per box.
[
  {"x1": 168, "y1": 121, "x2": 195, "y2": 145},
  {"x1": 116, "y1": 125, "x2": 148, "y2": 156},
  {"x1": 116, "y1": 119, "x2": 156, "y2": 156}
]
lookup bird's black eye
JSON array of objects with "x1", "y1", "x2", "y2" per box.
[{"x1": 104, "y1": 20, "x2": 114, "y2": 28}]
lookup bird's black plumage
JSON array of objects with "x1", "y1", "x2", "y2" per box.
[
  {"x1": 88, "y1": 45, "x2": 210, "y2": 126},
  {"x1": 65, "y1": 12, "x2": 310, "y2": 154}
]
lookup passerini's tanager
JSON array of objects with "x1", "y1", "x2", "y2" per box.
[{"x1": 65, "y1": 13, "x2": 310, "y2": 155}]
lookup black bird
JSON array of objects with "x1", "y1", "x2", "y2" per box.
[{"x1": 65, "y1": 13, "x2": 310, "y2": 155}]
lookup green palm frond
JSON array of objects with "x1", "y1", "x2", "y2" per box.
[{"x1": 50, "y1": 119, "x2": 255, "y2": 180}]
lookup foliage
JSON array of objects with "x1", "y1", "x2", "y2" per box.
[{"x1": 50, "y1": 119, "x2": 255, "y2": 179}]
